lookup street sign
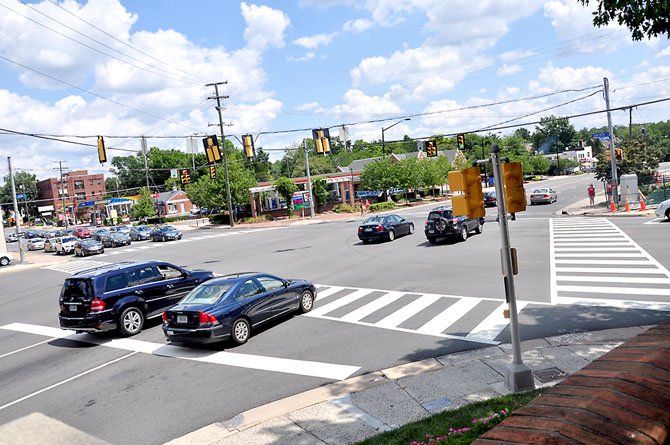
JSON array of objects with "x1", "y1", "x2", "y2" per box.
[
  {"x1": 592, "y1": 132, "x2": 610, "y2": 139},
  {"x1": 16, "y1": 193, "x2": 27, "y2": 199}
]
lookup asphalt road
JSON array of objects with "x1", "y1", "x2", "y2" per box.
[{"x1": 0, "y1": 173, "x2": 669, "y2": 444}]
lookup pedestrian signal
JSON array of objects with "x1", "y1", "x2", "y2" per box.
[
  {"x1": 209, "y1": 166, "x2": 216, "y2": 179},
  {"x1": 426, "y1": 140, "x2": 438, "y2": 157},
  {"x1": 242, "y1": 134, "x2": 255, "y2": 161},
  {"x1": 312, "y1": 128, "x2": 331, "y2": 155},
  {"x1": 97, "y1": 136, "x2": 107, "y2": 163},
  {"x1": 448, "y1": 166, "x2": 484, "y2": 219},
  {"x1": 501, "y1": 162, "x2": 526, "y2": 214},
  {"x1": 180, "y1": 168, "x2": 191, "y2": 185},
  {"x1": 202, "y1": 135, "x2": 222, "y2": 163}
]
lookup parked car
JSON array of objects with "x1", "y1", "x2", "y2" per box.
[
  {"x1": 483, "y1": 191, "x2": 497, "y2": 207},
  {"x1": 58, "y1": 260, "x2": 215, "y2": 336},
  {"x1": 529, "y1": 188, "x2": 557, "y2": 205},
  {"x1": 54, "y1": 229, "x2": 75, "y2": 237},
  {"x1": 91, "y1": 228, "x2": 110, "y2": 241},
  {"x1": 24, "y1": 230, "x2": 43, "y2": 239},
  {"x1": 5, "y1": 232, "x2": 23, "y2": 243},
  {"x1": 73, "y1": 227, "x2": 91, "y2": 239},
  {"x1": 44, "y1": 237, "x2": 59, "y2": 253},
  {"x1": 424, "y1": 206, "x2": 484, "y2": 244},
  {"x1": 27, "y1": 238, "x2": 45, "y2": 251},
  {"x1": 0, "y1": 251, "x2": 13, "y2": 267},
  {"x1": 162, "y1": 272, "x2": 317, "y2": 345},
  {"x1": 55, "y1": 236, "x2": 78, "y2": 255},
  {"x1": 655, "y1": 198, "x2": 670, "y2": 221},
  {"x1": 109, "y1": 225, "x2": 130, "y2": 235},
  {"x1": 74, "y1": 239, "x2": 105, "y2": 257},
  {"x1": 129, "y1": 225, "x2": 152, "y2": 241},
  {"x1": 151, "y1": 225, "x2": 182, "y2": 242},
  {"x1": 357, "y1": 214, "x2": 414, "y2": 243},
  {"x1": 101, "y1": 232, "x2": 132, "y2": 248}
]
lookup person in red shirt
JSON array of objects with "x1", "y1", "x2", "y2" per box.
[{"x1": 587, "y1": 184, "x2": 596, "y2": 206}]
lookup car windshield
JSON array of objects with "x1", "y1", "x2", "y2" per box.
[
  {"x1": 428, "y1": 210, "x2": 452, "y2": 219},
  {"x1": 135, "y1": 226, "x2": 150, "y2": 231},
  {"x1": 81, "y1": 239, "x2": 98, "y2": 246},
  {"x1": 163, "y1": 226, "x2": 176, "y2": 231},
  {"x1": 62, "y1": 236, "x2": 77, "y2": 243},
  {"x1": 363, "y1": 216, "x2": 384, "y2": 225},
  {"x1": 180, "y1": 283, "x2": 234, "y2": 305},
  {"x1": 533, "y1": 189, "x2": 549, "y2": 193},
  {"x1": 61, "y1": 278, "x2": 93, "y2": 299}
]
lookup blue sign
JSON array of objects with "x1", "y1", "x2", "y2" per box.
[
  {"x1": 592, "y1": 132, "x2": 610, "y2": 139},
  {"x1": 16, "y1": 193, "x2": 27, "y2": 199}
]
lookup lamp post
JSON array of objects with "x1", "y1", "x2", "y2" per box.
[{"x1": 382, "y1": 118, "x2": 411, "y2": 155}]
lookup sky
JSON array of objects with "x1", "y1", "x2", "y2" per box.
[{"x1": 0, "y1": 0, "x2": 669, "y2": 181}]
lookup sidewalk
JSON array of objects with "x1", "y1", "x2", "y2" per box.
[
  {"x1": 168, "y1": 325, "x2": 653, "y2": 445},
  {"x1": 558, "y1": 194, "x2": 657, "y2": 217}
]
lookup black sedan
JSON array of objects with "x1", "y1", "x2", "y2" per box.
[
  {"x1": 151, "y1": 225, "x2": 182, "y2": 242},
  {"x1": 129, "y1": 225, "x2": 152, "y2": 241},
  {"x1": 483, "y1": 191, "x2": 497, "y2": 207},
  {"x1": 357, "y1": 214, "x2": 414, "y2": 243},
  {"x1": 162, "y1": 273, "x2": 317, "y2": 345},
  {"x1": 101, "y1": 232, "x2": 132, "y2": 248},
  {"x1": 74, "y1": 239, "x2": 105, "y2": 257}
]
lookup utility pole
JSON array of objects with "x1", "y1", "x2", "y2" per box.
[
  {"x1": 7, "y1": 157, "x2": 25, "y2": 263},
  {"x1": 207, "y1": 81, "x2": 235, "y2": 227},
  {"x1": 303, "y1": 139, "x2": 315, "y2": 218},
  {"x1": 55, "y1": 160, "x2": 69, "y2": 229},
  {"x1": 603, "y1": 77, "x2": 619, "y2": 205},
  {"x1": 141, "y1": 136, "x2": 150, "y2": 190}
]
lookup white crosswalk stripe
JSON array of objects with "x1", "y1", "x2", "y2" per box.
[
  {"x1": 550, "y1": 217, "x2": 670, "y2": 308},
  {"x1": 44, "y1": 260, "x2": 111, "y2": 274}
]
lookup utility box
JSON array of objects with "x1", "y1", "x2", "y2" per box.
[{"x1": 619, "y1": 174, "x2": 639, "y2": 206}]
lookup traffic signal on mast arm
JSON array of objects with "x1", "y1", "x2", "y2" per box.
[
  {"x1": 97, "y1": 136, "x2": 107, "y2": 163},
  {"x1": 312, "y1": 128, "x2": 331, "y2": 155},
  {"x1": 448, "y1": 166, "x2": 485, "y2": 219},
  {"x1": 426, "y1": 139, "x2": 438, "y2": 157},
  {"x1": 456, "y1": 133, "x2": 465, "y2": 150},
  {"x1": 242, "y1": 134, "x2": 255, "y2": 161},
  {"x1": 502, "y1": 161, "x2": 526, "y2": 214},
  {"x1": 180, "y1": 168, "x2": 191, "y2": 185},
  {"x1": 202, "y1": 135, "x2": 222, "y2": 163},
  {"x1": 615, "y1": 148, "x2": 623, "y2": 161}
]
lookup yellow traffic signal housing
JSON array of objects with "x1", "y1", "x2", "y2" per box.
[
  {"x1": 202, "y1": 135, "x2": 222, "y2": 163},
  {"x1": 242, "y1": 134, "x2": 255, "y2": 161},
  {"x1": 312, "y1": 128, "x2": 331, "y2": 155},
  {"x1": 180, "y1": 168, "x2": 191, "y2": 185},
  {"x1": 448, "y1": 166, "x2": 485, "y2": 219},
  {"x1": 97, "y1": 136, "x2": 107, "y2": 163},
  {"x1": 604, "y1": 149, "x2": 612, "y2": 161},
  {"x1": 456, "y1": 133, "x2": 465, "y2": 150},
  {"x1": 209, "y1": 166, "x2": 216, "y2": 179},
  {"x1": 426, "y1": 140, "x2": 438, "y2": 157},
  {"x1": 502, "y1": 162, "x2": 526, "y2": 214}
]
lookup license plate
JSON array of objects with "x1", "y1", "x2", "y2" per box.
[
  {"x1": 167, "y1": 330, "x2": 174, "y2": 336},
  {"x1": 177, "y1": 315, "x2": 187, "y2": 324},
  {"x1": 69, "y1": 304, "x2": 77, "y2": 312},
  {"x1": 364, "y1": 228, "x2": 372, "y2": 232},
  {"x1": 428, "y1": 230, "x2": 434, "y2": 234}
]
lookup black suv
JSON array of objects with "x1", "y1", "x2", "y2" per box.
[
  {"x1": 58, "y1": 261, "x2": 215, "y2": 336},
  {"x1": 424, "y1": 206, "x2": 484, "y2": 244}
]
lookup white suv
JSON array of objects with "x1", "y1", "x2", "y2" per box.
[
  {"x1": 55, "y1": 236, "x2": 78, "y2": 255},
  {"x1": 655, "y1": 198, "x2": 670, "y2": 221}
]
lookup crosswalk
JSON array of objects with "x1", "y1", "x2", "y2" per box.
[
  {"x1": 550, "y1": 217, "x2": 670, "y2": 310},
  {"x1": 307, "y1": 285, "x2": 528, "y2": 345}
]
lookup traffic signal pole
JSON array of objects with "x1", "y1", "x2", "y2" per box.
[
  {"x1": 207, "y1": 82, "x2": 235, "y2": 228},
  {"x1": 490, "y1": 144, "x2": 535, "y2": 392},
  {"x1": 603, "y1": 78, "x2": 619, "y2": 206},
  {"x1": 303, "y1": 139, "x2": 315, "y2": 218}
]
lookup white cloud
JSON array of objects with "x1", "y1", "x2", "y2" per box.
[
  {"x1": 656, "y1": 45, "x2": 670, "y2": 58},
  {"x1": 240, "y1": 2, "x2": 290, "y2": 51},
  {"x1": 293, "y1": 32, "x2": 338, "y2": 49},
  {"x1": 498, "y1": 64, "x2": 522, "y2": 76},
  {"x1": 287, "y1": 51, "x2": 316, "y2": 62},
  {"x1": 343, "y1": 18, "x2": 373, "y2": 33},
  {"x1": 295, "y1": 102, "x2": 320, "y2": 111}
]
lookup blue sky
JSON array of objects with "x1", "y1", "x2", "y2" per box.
[{"x1": 0, "y1": 0, "x2": 669, "y2": 180}]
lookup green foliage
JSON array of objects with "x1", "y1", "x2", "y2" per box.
[
  {"x1": 360, "y1": 159, "x2": 400, "y2": 192},
  {"x1": 130, "y1": 187, "x2": 156, "y2": 220},
  {"x1": 533, "y1": 115, "x2": 578, "y2": 154},
  {"x1": 312, "y1": 178, "x2": 329, "y2": 211},
  {"x1": 369, "y1": 202, "x2": 396, "y2": 212},
  {"x1": 595, "y1": 139, "x2": 663, "y2": 182},
  {"x1": 578, "y1": 0, "x2": 670, "y2": 41},
  {"x1": 0, "y1": 171, "x2": 38, "y2": 214},
  {"x1": 332, "y1": 204, "x2": 356, "y2": 213},
  {"x1": 208, "y1": 213, "x2": 231, "y2": 225},
  {"x1": 274, "y1": 177, "x2": 298, "y2": 216}
]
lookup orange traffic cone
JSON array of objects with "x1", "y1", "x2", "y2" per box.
[
  {"x1": 624, "y1": 199, "x2": 630, "y2": 212},
  {"x1": 610, "y1": 200, "x2": 616, "y2": 212},
  {"x1": 640, "y1": 198, "x2": 647, "y2": 211}
]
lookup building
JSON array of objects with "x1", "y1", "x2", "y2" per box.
[
  {"x1": 36, "y1": 170, "x2": 106, "y2": 222},
  {"x1": 155, "y1": 189, "x2": 194, "y2": 217}
]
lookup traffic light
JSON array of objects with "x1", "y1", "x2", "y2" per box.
[
  {"x1": 202, "y1": 135, "x2": 222, "y2": 163},
  {"x1": 209, "y1": 166, "x2": 216, "y2": 179},
  {"x1": 426, "y1": 139, "x2": 438, "y2": 157},
  {"x1": 242, "y1": 134, "x2": 255, "y2": 161},
  {"x1": 448, "y1": 166, "x2": 485, "y2": 219},
  {"x1": 604, "y1": 149, "x2": 612, "y2": 161},
  {"x1": 97, "y1": 136, "x2": 107, "y2": 163},
  {"x1": 615, "y1": 148, "x2": 623, "y2": 161},
  {"x1": 312, "y1": 128, "x2": 331, "y2": 155},
  {"x1": 180, "y1": 168, "x2": 191, "y2": 185},
  {"x1": 456, "y1": 133, "x2": 465, "y2": 150},
  {"x1": 501, "y1": 161, "x2": 526, "y2": 214}
]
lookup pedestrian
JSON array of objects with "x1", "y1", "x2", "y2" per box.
[
  {"x1": 606, "y1": 181, "x2": 613, "y2": 203},
  {"x1": 364, "y1": 199, "x2": 370, "y2": 215},
  {"x1": 587, "y1": 184, "x2": 596, "y2": 206},
  {"x1": 359, "y1": 200, "x2": 364, "y2": 216}
]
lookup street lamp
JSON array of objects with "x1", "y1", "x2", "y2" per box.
[{"x1": 382, "y1": 118, "x2": 411, "y2": 155}]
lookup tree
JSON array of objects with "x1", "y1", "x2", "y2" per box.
[
  {"x1": 246, "y1": 147, "x2": 273, "y2": 182},
  {"x1": 532, "y1": 116, "x2": 578, "y2": 155},
  {"x1": 0, "y1": 171, "x2": 38, "y2": 221},
  {"x1": 419, "y1": 159, "x2": 442, "y2": 196},
  {"x1": 595, "y1": 139, "x2": 662, "y2": 182},
  {"x1": 578, "y1": 1, "x2": 670, "y2": 41},
  {"x1": 130, "y1": 187, "x2": 156, "y2": 220},
  {"x1": 311, "y1": 178, "x2": 329, "y2": 212},
  {"x1": 452, "y1": 150, "x2": 469, "y2": 170},
  {"x1": 360, "y1": 159, "x2": 400, "y2": 197},
  {"x1": 274, "y1": 177, "x2": 298, "y2": 217}
]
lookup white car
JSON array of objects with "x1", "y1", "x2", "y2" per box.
[
  {"x1": 655, "y1": 198, "x2": 670, "y2": 221},
  {"x1": 27, "y1": 238, "x2": 46, "y2": 251},
  {"x1": 55, "y1": 236, "x2": 78, "y2": 255},
  {"x1": 0, "y1": 251, "x2": 12, "y2": 267}
]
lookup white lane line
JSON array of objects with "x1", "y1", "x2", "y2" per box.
[
  {"x1": 309, "y1": 289, "x2": 372, "y2": 317},
  {"x1": 552, "y1": 229, "x2": 619, "y2": 233},
  {"x1": 556, "y1": 267, "x2": 665, "y2": 274},
  {"x1": 465, "y1": 302, "x2": 527, "y2": 343},
  {"x1": 556, "y1": 275, "x2": 670, "y2": 284},
  {"x1": 554, "y1": 247, "x2": 637, "y2": 252},
  {"x1": 376, "y1": 294, "x2": 442, "y2": 329},
  {"x1": 605, "y1": 218, "x2": 670, "y2": 278},
  {"x1": 0, "y1": 352, "x2": 137, "y2": 412},
  {"x1": 552, "y1": 242, "x2": 632, "y2": 246},
  {"x1": 137, "y1": 245, "x2": 154, "y2": 250},
  {"x1": 314, "y1": 285, "x2": 345, "y2": 300},
  {"x1": 339, "y1": 291, "x2": 405, "y2": 323},
  {"x1": 554, "y1": 253, "x2": 646, "y2": 258},
  {"x1": 556, "y1": 285, "x2": 670, "y2": 296},
  {"x1": 550, "y1": 218, "x2": 557, "y2": 305},
  {"x1": 553, "y1": 234, "x2": 626, "y2": 238},
  {"x1": 0, "y1": 338, "x2": 53, "y2": 359},
  {"x1": 556, "y1": 296, "x2": 670, "y2": 311},
  {"x1": 416, "y1": 298, "x2": 480, "y2": 336},
  {"x1": 0, "y1": 323, "x2": 359, "y2": 381},
  {"x1": 554, "y1": 259, "x2": 652, "y2": 265}
]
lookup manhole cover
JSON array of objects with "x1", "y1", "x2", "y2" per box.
[{"x1": 534, "y1": 367, "x2": 566, "y2": 383}]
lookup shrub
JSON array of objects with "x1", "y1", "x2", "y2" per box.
[
  {"x1": 332, "y1": 204, "x2": 356, "y2": 213},
  {"x1": 146, "y1": 216, "x2": 165, "y2": 225},
  {"x1": 208, "y1": 213, "x2": 231, "y2": 224},
  {"x1": 369, "y1": 202, "x2": 396, "y2": 212},
  {"x1": 116, "y1": 216, "x2": 124, "y2": 225},
  {"x1": 164, "y1": 215, "x2": 191, "y2": 223},
  {"x1": 241, "y1": 215, "x2": 274, "y2": 224}
]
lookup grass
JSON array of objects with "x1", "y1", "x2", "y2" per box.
[{"x1": 357, "y1": 388, "x2": 546, "y2": 445}]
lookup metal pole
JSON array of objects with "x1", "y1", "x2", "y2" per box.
[
  {"x1": 56, "y1": 160, "x2": 69, "y2": 229},
  {"x1": 381, "y1": 129, "x2": 385, "y2": 155},
  {"x1": 303, "y1": 139, "x2": 315, "y2": 218},
  {"x1": 7, "y1": 157, "x2": 25, "y2": 263},
  {"x1": 490, "y1": 144, "x2": 534, "y2": 392},
  {"x1": 604, "y1": 77, "x2": 619, "y2": 205},
  {"x1": 141, "y1": 136, "x2": 150, "y2": 189},
  {"x1": 208, "y1": 82, "x2": 235, "y2": 227}
]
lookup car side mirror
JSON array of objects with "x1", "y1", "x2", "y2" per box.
[{"x1": 283, "y1": 280, "x2": 289, "y2": 288}]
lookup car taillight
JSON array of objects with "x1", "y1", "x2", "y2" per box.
[
  {"x1": 198, "y1": 311, "x2": 218, "y2": 325},
  {"x1": 90, "y1": 298, "x2": 106, "y2": 312},
  {"x1": 544, "y1": 194, "x2": 549, "y2": 198},
  {"x1": 357, "y1": 227, "x2": 362, "y2": 233},
  {"x1": 452, "y1": 218, "x2": 459, "y2": 224},
  {"x1": 424, "y1": 220, "x2": 428, "y2": 226},
  {"x1": 376, "y1": 225, "x2": 384, "y2": 231},
  {"x1": 162, "y1": 311, "x2": 168, "y2": 323}
]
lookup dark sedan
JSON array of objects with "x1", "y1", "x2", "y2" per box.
[
  {"x1": 483, "y1": 191, "x2": 497, "y2": 207},
  {"x1": 91, "y1": 228, "x2": 110, "y2": 241},
  {"x1": 129, "y1": 225, "x2": 152, "y2": 241},
  {"x1": 151, "y1": 225, "x2": 182, "y2": 242},
  {"x1": 101, "y1": 232, "x2": 132, "y2": 248},
  {"x1": 74, "y1": 239, "x2": 105, "y2": 257},
  {"x1": 162, "y1": 273, "x2": 317, "y2": 345},
  {"x1": 357, "y1": 214, "x2": 414, "y2": 243}
]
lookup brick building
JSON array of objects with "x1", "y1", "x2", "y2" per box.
[{"x1": 37, "y1": 170, "x2": 106, "y2": 221}]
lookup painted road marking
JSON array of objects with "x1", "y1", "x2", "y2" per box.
[
  {"x1": 44, "y1": 260, "x2": 110, "y2": 274},
  {"x1": 0, "y1": 323, "x2": 359, "y2": 381}
]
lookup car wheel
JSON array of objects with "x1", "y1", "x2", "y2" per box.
[
  {"x1": 118, "y1": 307, "x2": 144, "y2": 336},
  {"x1": 460, "y1": 226, "x2": 468, "y2": 241},
  {"x1": 665, "y1": 209, "x2": 670, "y2": 221},
  {"x1": 474, "y1": 220, "x2": 482, "y2": 234},
  {"x1": 408, "y1": 223, "x2": 415, "y2": 235},
  {"x1": 427, "y1": 237, "x2": 437, "y2": 244},
  {"x1": 231, "y1": 318, "x2": 250, "y2": 345},
  {"x1": 0, "y1": 257, "x2": 9, "y2": 266},
  {"x1": 161, "y1": 235, "x2": 166, "y2": 242},
  {"x1": 299, "y1": 290, "x2": 314, "y2": 313},
  {"x1": 388, "y1": 230, "x2": 395, "y2": 241},
  {"x1": 434, "y1": 218, "x2": 447, "y2": 232}
]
